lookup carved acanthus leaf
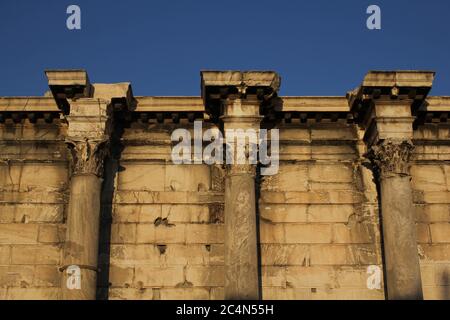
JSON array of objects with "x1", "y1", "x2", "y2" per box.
[
  {"x1": 66, "y1": 138, "x2": 109, "y2": 177},
  {"x1": 369, "y1": 140, "x2": 414, "y2": 178}
]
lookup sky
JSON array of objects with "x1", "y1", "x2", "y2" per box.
[{"x1": 0, "y1": 0, "x2": 449, "y2": 97}]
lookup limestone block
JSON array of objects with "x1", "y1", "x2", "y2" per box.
[
  {"x1": 161, "y1": 205, "x2": 210, "y2": 223},
  {"x1": 109, "y1": 265, "x2": 134, "y2": 287},
  {"x1": 113, "y1": 205, "x2": 162, "y2": 223},
  {"x1": 161, "y1": 245, "x2": 210, "y2": 265},
  {"x1": 332, "y1": 223, "x2": 374, "y2": 244},
  {"x1": 259, "y1": 223, "x2": 285, "y2": 244},
  {"x1": 0, "y1": 142, "x2": 67, "y2": 162},
  {"x1": 0, "y1": 265, "x2": 34, "y2": 288},
  {"x1": 118, "y1": 164, "x2": 165, "y2": 191},
  {"x1": 0, "y1": 164, "x2": 67, "y2": 192},
  {"x1": 160, "y1": 288, "x2": 210, "y2": 300},
  {"x1": 110, "y1": 244, "x2": 160, "y2": 265},
  {"x1": 260, "y1": 244, "x2": 309, "y2": 266},
  {"x1": 416, "y1": 223, "x2": 431, "y2": 244},
  {"x1": 420, "y1": 244, "x2": 450, "y2": 261},
  {"x1": 422, "y1": 191, "x2": 450, "y2": 204},
  {"x1": 165, "y1": 165, "x2": 210, "y2": 192},
  {"x1": 0, "y1": 125, "x2": 62, "y2": 141},
  {"x1": 38, "y1": 225, "x2": 62, "y2": 244},
  {"x1": 11, "y1": 245, "x2": 61, "y2": 265},
  {"x1": 444, "y1": 165, "x2": 450, "y2": 190},
  {"x1": 109, "y1": 288, "x2": 154, "y2": 300},
  {"x1": 260, "y1": 165, "x2": 308, "y2": 192},
  {"x1": 115, "y1": 191, "x2": 222, "y2": 205},
  {"x1": 335, "y1": 266, "x2": 382, "y2": 288},
  {"x1": 121, "y1": 145, "x2": 172, "y2": 161},
  {"x1": 0, "y1": 190, "x2": 64, "y2": 204},
  {"x1": 311, "y1": 146, "x2": 357, "y2": 161},
  {"x1": 309, "y1": 245, "x2": 359, "y2": 265},
  {"x1": 261, "y1": 267, "x2": 286, "y2": 287},
  {"x1": 33, "y1": 266, "x2": 60, "y2": 287},
  {"x1": 0, "y1": 224, "x2": 39, "y2": 244},
  {"x1": 310, "y1": 288, "x2": 384, "y2": 300},
  {"x1": 0, "y1": 246, "x2": 11, "y2": 264},
  {"x1": 434, "y1": 263, "x2": 450, "y2": 285},
  {"x1": 423, "y1": 286, "x2": 450, "y2": 300},
  {"x1": 307, "y1": 205, "x2": 354, "y2": 223},
  {"x1": 411, "y1": 165, "x2": 447, "y2": 191},
  {"x1": 279, "y1": 145, "x2": 312, "y2": 161},
  {"x1": 286, "y1": 266, "x2": 337, "y2": 288},
  {"x1": 135, "y1": 224, "x2": 186, "y2": 244},
  {"x1": 420, "y1": 263, "x2": 436, "y2": 286},
  {"x1": 210, "y1": 287, "x2": 224, "y2": 300},
  {"x1": 154, "y1": 225, "x2": 187, "y2": 244},
  {"x1": 111, "y1": 224, "x2": 137, "y2": 244},
  {"x1": 430, "y1": 223, "x2": 450, "y2": 243},
  {"x1": 134, "y1": 266, "x2": 184, "y2": 287},
  {"x1": 309, "y1": 164, "x2": 354, "y2": 183},
  {"x1": 5, "y1": 288, "x2": 61, "y2": 300},
  {"x1": 284, "y1": 224, "x2": 332, "y2": 244},
  {"x1": 186, "y1": 266, "x2": 225, "y2": 287},
  {"x1": 0, "y1": 204, "x2": 64, "y2": 223},
  {"x1": 309, "y1": 182, "x2": 355, "y2": 191},
  {"x1": 279, "y1": 128, "x2": 310, "y2": 142},
  {"x1": 415, "y1": 204, "x2": 450, "y2": 222},
  {"x1": 311, "y1": 126, "x2": 356, "y2": 141},
  {"x1": 262, "y1": 287, "x2": 295, "y2": 300},
  {"x1": 112, "y1": 244, "x2": 212, "y2": 266},
  {"x1": 260, "y1": 191, "x2": 360, "y2": 205},
  {"x1": 185, "y1": 224, "x2": 224, "y2": 244},
  {"x1": 259, "y1": 205, "x2": 308, "y2": 223},
  {"x1": 209, "y1": 244, "x2": 224, "y2": 265}
]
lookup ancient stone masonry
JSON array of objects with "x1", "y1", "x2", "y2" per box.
[{"x1": 0, "y1": 69, "x2": 449, "y2": 300}]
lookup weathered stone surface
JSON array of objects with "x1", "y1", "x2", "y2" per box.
[{"x1": 1, "y1": 69, "x2": 449, "y2": 300}]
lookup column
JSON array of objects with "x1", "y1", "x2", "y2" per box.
[
  {"x1": 61, "y1": 138, "x2": 109, "y2": 300},
  {"x1": 45, "y1": 71, "x2": 134, "y2": 300},
  {"x1": 222, "y1": 97, "x2": 261, "y2": 300},
  {"x1": 201, "y1": 71, "x2": 280, "y2": 300},
  {"x1": 61, "y1": 99, "x2": 112, "y2": 300},
  {"x1": 347, "y1": 71, "x2": 435, "y2": 299},
  {"x1": 371, "y1": 139, "x2": 422, "y2": 299}
]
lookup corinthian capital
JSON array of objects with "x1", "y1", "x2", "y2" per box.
[
  {"x1": 369, "y1": 139, "x2": 414, "y2": 178},
  {"x1": 66, "y1": 138, "x2": 109, "y2": 177}
]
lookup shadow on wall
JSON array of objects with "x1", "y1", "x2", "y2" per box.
[
  {"x1": 442, "y1": 271, "x2": 450, "y2": 300},
  {"x1": 96, "y1": 116, "x2": 126, "y2": 300}
]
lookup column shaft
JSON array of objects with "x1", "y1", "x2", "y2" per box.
[
  {"x1": 224, "y1": 168, "x2": 259, "y2": 299},
  {"x1": 371, "y1": 140, "x2": 423, "y2": 299},
  {"x1": 379, "y1": 174, "x2": 423, "y2": 299},
  {"x1": 62, "y1": 175, "x2": 102, "y2": 300}
]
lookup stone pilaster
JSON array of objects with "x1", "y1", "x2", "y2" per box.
[
  {"x1": 201, "y1": 71, "x2": 280, "y2": 300},
  {"x1": 45, "y1": 71, "x2": 134, "y2": 300},
  {"x1": 369, "y1": 139, "x2": 423, "y2": 299},
  {"x1": 61, "y1": 99, "x2": 112, "y2": 300},
  {"x1": 348, "y1": 71, "x2": 435, "y2": 300}
]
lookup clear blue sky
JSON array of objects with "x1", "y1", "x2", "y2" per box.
[{"x1": 0, "y1": 0, "x2": 449, "y2": 97}]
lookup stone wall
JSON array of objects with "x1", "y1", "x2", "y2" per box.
[
  {"x1": 0, "y1": 70, "x2": 449, "y2": 300},
  {"x1": 0, "y1": 115, "x2": 449, "y2": 300},
  {"x1": 412, "y1": 124, "x2": 450, "y2": 300},
  {"x1": 258, "y1": 122, "x2": 385, "y2": 300},
  {"x1": 0, "y1": 119, "x2": 67, "y2": 299},
  {"x1": 105, "y1": 123, "x2": 226, "y2": 300}
]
